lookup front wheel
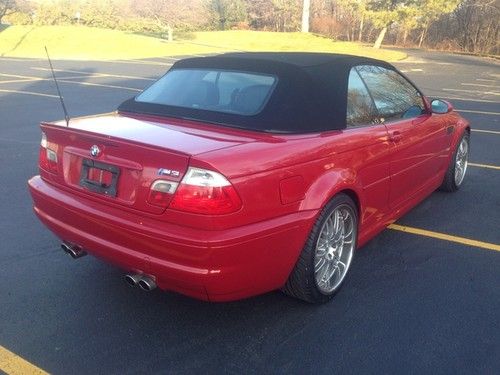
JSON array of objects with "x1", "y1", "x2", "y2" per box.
[
  {"x1": 282, "y1": 193, "x2": 358, "y2": 303},
  {"x1": 440, "y1": 132, "x2": 469, "y2": 192}
]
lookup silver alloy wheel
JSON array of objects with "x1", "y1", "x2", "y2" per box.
[
  {"x1": 314, "y1": 204, "x2": 356, "y2": 294},
  {"x1": 454, "y1": 137, "x2": 469, "y2": 186}
]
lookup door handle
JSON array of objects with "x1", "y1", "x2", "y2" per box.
[{"x1": 390, "y1": 131, "x2": 402, "y2": 143}]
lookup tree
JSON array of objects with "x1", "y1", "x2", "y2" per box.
[
  {"x1": 0, "y1": 0, "x2": 18, "y2": 24},
  {"x1": 301, "y1": 0, "x2": 310, "y2": 32},
  {"x1": 366, "y1": 0, "x2": 404, "y2": 48},
  {"x1": 453, "y1": 0, "x2": 500, "y2": 54},
  {"x1": 416, "y1": 0, "x2": 460, "y2": 47},
  {"x1": 245, "y1": 0, "x2": 300, "y2": 32},
  {"x1": 209, "y1": 0, "x2": 246, "y2": 30},
  {"x1": 396, "y1": 4, "x2": 419, "y2": 45}
]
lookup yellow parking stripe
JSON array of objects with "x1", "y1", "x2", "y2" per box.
[
  {"x1": 471, "y1": 129, "x2": 500, "y2": 135},
  {"x1": 0, "y1": 345, "x2": 49, "y2": 375},
  {"x1": 468, "y1": 163, "x2": 500, "y2": 170},
  {"x1": 388, "y1": 224, "x2": 500, "y2": 252}
]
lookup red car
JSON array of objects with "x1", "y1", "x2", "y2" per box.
[{"x1": 29, "y1": 53, "x2": 470, "y2": 303}]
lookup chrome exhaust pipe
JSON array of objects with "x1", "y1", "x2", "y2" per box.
[
  {"x1": 138, "y1": 276, "x2": 157, "y2": 292},
  {"x1": 61, "y1": 242, "x2": 87, "y2": 259},
  {"x1": 124, "y1": 274, "x2": 142, "y2": 287}
]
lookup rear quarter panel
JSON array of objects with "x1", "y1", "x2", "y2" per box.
[{"x1": 186, "y1": 125, "x2": 392, "y2": 244}]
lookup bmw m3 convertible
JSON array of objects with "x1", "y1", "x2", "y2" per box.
[{"x1": 29, "y1": 53, "x2": 470, "y2": 303}]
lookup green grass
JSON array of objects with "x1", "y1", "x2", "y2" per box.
[{"x1": 0, "y1": 26, "x2": 406, "y2": 61}]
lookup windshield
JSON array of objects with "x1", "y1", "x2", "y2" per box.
[{"x1": 136, "y1": 69, "x2": 277, "y2": 116}]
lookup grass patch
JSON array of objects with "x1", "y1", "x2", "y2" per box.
[{"x1": 0, "y1": 26, "x2": 406, "y2": 61}]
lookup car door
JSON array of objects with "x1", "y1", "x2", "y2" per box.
[
  {"x1": 343, "y1": 67, "x2": 391, "y2": 232},
  {"x1": 356, "y1": 65, "x2": 450, "y2": 209}
]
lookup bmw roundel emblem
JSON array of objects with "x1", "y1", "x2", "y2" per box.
[{"x1": 90, "y1": 145, "x2": 101, "y2": 157}]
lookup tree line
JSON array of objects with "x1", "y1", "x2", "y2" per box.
[{"x1": 1, "y1": 0, "x2": 498, "y2": 55}]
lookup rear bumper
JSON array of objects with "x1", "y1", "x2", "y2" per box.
[{"x1": 28, "y1": 176, "x2": 316, "y2": 301}]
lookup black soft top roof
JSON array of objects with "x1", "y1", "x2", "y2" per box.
[{"x1": 118, "y1": 52, "x2": 395, "y2": 133}]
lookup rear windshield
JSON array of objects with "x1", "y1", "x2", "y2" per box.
[{"x1": 136, "y1": 69, "x2": 277, "y2": 116}]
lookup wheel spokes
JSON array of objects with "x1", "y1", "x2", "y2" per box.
[{"x1": 314, "y1": 204, "x2": 357, "y2": 294}]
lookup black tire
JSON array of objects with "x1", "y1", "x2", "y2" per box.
[
  {"x1": 282, "y1": 193, "x2": 358, "y2": 304},
  {"x1": 440, "y1": 132, "x2": 470, "y2": 192}
]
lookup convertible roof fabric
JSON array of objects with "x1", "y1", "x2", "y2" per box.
[{"x1": 118, "y1": 52, "x2": 394, "y2": 133}]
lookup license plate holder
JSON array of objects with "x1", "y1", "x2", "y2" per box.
[{"x1": 79, "y1": 158, "x2": 120, "y2": 197}]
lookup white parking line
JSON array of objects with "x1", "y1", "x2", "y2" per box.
[
  {"x1": 461, "y1": 83, "x2": 500, "y2": 88},
  {"x1": 31, "y1": 67, "x2": 156, "y2": 81},
  {"x1": 457, "y1": 109, "x2": 500, "y2": 115},
  {"x1": 0, "y1": 72, "x2": 141, "y2": 91},
  {"x1": 443, "y1": 88, "x2": 500, "y2": 96},
  {"x1": 443, "y1": 96, "x2": 499, "y2": 103},
  {"x1": 0, "y1": 88, "x2": 58, "y2": 98},
  {"x1": 476, "y1": 78, "x2": 498, "y2": 83},
  {"x1": 56, "y1": 79, "x2": 142, "y2": 92},
  {"x1": 105, "y1": 59, "x2": 172, "y2": 66},
  {"x1": 0, "y1": 73, "x2": 44, "y2": 80},
  {"x1": 0, "y1": 75, "x2": 98, "y2": 85}
]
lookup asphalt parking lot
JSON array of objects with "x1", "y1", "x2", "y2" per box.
[{"x1": 0, "y1": 50, "x2": 499, "y2": 374}]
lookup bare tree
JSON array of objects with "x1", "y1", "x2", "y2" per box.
[{"x1": 0, "y1": 0, "x2": 18, "y2": 24}]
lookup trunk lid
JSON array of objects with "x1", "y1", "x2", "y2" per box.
[{"x1": 40, "y1": 113, "x2": 253, "y2": 214}]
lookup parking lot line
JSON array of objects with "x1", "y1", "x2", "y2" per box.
[
  {"x1": 56, "y1": 79, "x2": 142, "y2": 92},
  {"x1": 0, "y1": 73, "x2": 47, "y2": 80},
  {"x1": 443, "y1": 88, "x2": 499, "y2": 96},
  {"x1": 105, "y1": 59, "x2": 171, "y2": 66},
  {"x1": 0, "y1": 88, "x2": 58, "y2": 98},
  {"x1": 442, "y1": 96, "x2": 498, "y2": 103},
  {"x1": 0, "y1": 345, "x2": 49, "y2": 375},
  {"x1": 388, "y1": 224, "x2": 500, "y2": 252},
  {"x1": 471, "y1": 129, "x2": 500, "y2": 135},
  {"x1": 0, "y1": 75, "x2": 100, "y2": 85},
  {"x1": 458, "y1": 109, "x2": 500, "y2": 116},
  {"x1": 0, "y1": 72, "x2": 141, "y2": 92},
  {"x1": 31, "y1": 67, "x2": 156, "y2": 81},
  {"x1": 461, "y1": 83, "x2": 499, "y2": 88},
  {"x1": 476, "y1": 78, "x2": 497, "y2": 83},
  {"x1": 468, "y1": 162, "x2": 500, "y2": 170}
]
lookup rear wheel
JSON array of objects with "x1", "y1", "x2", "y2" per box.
[
  {"x1": 440, "y1": 133, "x2": 469, "y2": 192},
  {"x1": 282, "y1": 193, "x2": 358, "y2": 303}
]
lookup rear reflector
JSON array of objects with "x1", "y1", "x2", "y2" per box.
[
  {"x1": 169, "y1": 167, "x2": 242, "y2": 215},
  {"x1": 147, "y1": 180, "x2": 179, "y2": 208}
]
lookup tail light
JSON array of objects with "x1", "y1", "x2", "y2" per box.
[
  {"x1": 39, "y1": 132, "x2": 58, "y2": 173},
  {"x1": 169, "y1": 167, "x2": 242, "y2": 215}
]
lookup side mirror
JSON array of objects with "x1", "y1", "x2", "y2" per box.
[{"x1": 431, "y1": 99, "x2": 453, "y2": 114}]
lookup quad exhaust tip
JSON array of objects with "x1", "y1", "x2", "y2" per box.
[
  {"x1": 61, "y1": 242, "x2": 87, "y2": 259},
  {"x1": 124, "y1": 274, "x2": 157, "y2": 292}
]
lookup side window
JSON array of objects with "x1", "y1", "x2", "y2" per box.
[
  {"x1": 346, "y1": 68, "x2": 378, "y2": 127},
  {"x1": 356, "y1": 65, "x2": 425, "y2": 122}
]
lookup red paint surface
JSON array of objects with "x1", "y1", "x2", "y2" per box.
[{"x1": 28, "y1": 108, "x2": 469, "y2": 301}]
